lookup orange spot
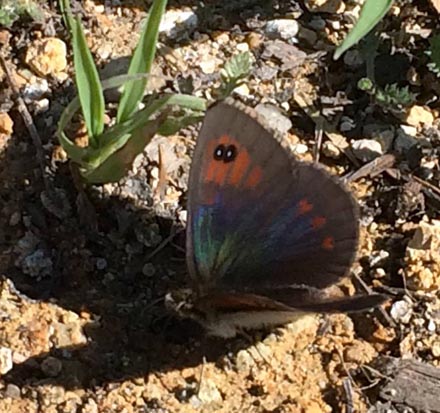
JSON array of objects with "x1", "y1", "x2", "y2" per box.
[
  {"x1": 228, "y1": 148, "x2": 250, "y2": 186},
  {"x1": 311, "y1": 216, "x2": 326, "y2": 229},
  {"x1": 245, "y1": 166, "x2": 262, "y2": 188},
  {"x1": 214, "y1": 163, "x2": 230, "y2": 185},
  {"x1": 322, "y1": 236, "x2": 335, "y2": 250},
  {"x1": 298, "y1": 199, "x2": 313, "y2": 215}
]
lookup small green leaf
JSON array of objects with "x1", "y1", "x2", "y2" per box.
[
  {"x1": 217, "y1": 52, "x2": 252, "y2": 98},
  {"x1": 222, "y1": 51, "x2": 252, "y2": 81},
  {"x1": 357, "y1": 77, "x2": 374, "y2": 92},
  {"x1": 71, "y1": 17, "x2": 105, "y2": 146},
  {"x1": 334, "y1": 0, "x2": 394, "y2": 60},
  {"x1": 428, "y1": 34, "x2": 440, "y2": 76},
  {"x1": 117, "y1": 0, "x2": 168, "y2": 123}
]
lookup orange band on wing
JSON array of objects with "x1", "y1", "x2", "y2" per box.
[
  {"x1": 228, "y1": 149, "x2": 250, "y2": 186},
  {"x1": 245, "y1": 165, "x2": 262, "y2": 188}
]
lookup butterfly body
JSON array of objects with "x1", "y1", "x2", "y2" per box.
[{"x1": 167, "y1": 99, "x2": 386, "y2": 338}]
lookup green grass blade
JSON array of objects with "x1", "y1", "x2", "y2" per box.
[
  {"x1": 71, "y1": 17, "x2": 105, "y2": 146},
  {"x1": 117, "y1": 0, "x2": 168, "y2": 123},
  {"x1": 334, "y1": 0, "x2": 394, "y2": 60}
]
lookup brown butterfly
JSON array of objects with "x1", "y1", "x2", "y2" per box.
[{"x1": 166, "y1": 99, "x2": 387, "y2": 338}]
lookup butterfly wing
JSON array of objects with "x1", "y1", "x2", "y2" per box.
[{"x1": 186, "y1": 100, "x2": 360, "y2": 301}]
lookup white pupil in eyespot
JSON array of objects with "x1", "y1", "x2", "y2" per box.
[
  {"x1": 226, "y1": 149, "x2": 233, "y2": 158},
  {"x1": 216, "y1": 148, "x2": 223, "y2": 157}
]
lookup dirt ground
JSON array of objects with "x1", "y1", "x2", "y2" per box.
[{"x1": 1, "y1": 0, "x2": 440, "y2": 412}]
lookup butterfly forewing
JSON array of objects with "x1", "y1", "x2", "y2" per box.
[{"x1": 186, "y1": 100, "x2": 359, "y2": 303}]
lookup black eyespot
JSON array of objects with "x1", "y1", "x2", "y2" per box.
[
  {"x1": 224, "y1": 145, "x2": 237, "y2": 163},
  {"x1": 213, "y1": 144, "x2": 225, "y2": 160}
]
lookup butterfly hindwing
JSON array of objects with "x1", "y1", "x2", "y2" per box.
[{"x1": 186, "y1": 100, "x2": 359, "y2": 301}]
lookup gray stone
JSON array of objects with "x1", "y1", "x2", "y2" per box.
[
  {"x1": 255, "y1": 103, "x2": 292, "y2": 135},
  {"x1": 265, "y1": 19, "x2": 299, "y2": 42},
  {"x1": 351, "y1": 139, "x2": 383, "y2": 162}
]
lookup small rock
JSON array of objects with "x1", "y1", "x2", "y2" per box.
[
  {"x1": 22, "y1": 78, "x2": 49, "y2": 101},
  {"x1": 394, "y1": 128, "x2": 418, "y2": 153},
  {"x1": 322, "y1": 141, "x2": 341, "y2": 159},
  {"x1": 197, "y1": 378, "x2": 223, "y2": 404},
  {"x1": 400, "y1": 124, "x2": 417, "y2": 136},
  {"x1": 135, "y1": 222, "x2": 162, "y2": 248},
  {"x1": 404, "y1": 219, "x2": 440, "y2": 291},
  {"x1": 427, "y1": 319, "x2": 436, "y2": 332},
  {"x1": 405, "y1": 105, "x2": 434, "y2": 127},
  {"x1": 0, "y1": 112, "x2": 13, "y2": 135},
  {"x1": 96, "y1": 258, "x2": 107, "y2": 270},
  {"x1": 343, "y1": 50, "x2": 364, "y2": 67},
  {"x1": 432, "y1": 341, "x2": 440, "y2": 357},
  {"x1": 159, "y1": 9, "x2": 198, "y2": 39},
  {"x1": 351, "y1": 139, "x2": 383, "y2": 162},
  {"x1": 0, "y1": 347, "x2": 13, "y2": 375},
  {"x1": 41, "y1": 356, "x2": 63, "y2": 377},
  {"x1": 246, "y1": 32, "x2": 264, "y2": 49},
  {"x1": 298, "y1": 26, "x2": 318, "y2": 45},
  {"x1": 25, "y1": 38, "x2": 67, "y2": 76},
  {"x1": 369, "y1": 250, "x2": 389, "y2": 267},
  {"x1": 199, "y1": 55, "x2": 221, "y2": 74},
  {"x1": 236, "y1": 349, "x2": 256, "y2": 372},
  {"x1": 255, "y1": 103, "x2": 292, "y2": 135},
  {"x1": 142, "y1": 263, "x2": 156, "y2": 277},
  {"x1": 265, "y1": 19, "x2": 299, "y2": 41},
  {"x1": 304, "y1": 0, "x2": 345, "y2": 13},
  {"x1": 293, "y1": 143, "x2": 309, "y2": 154},
  {"x1": 236, "y1": 42, "x2": 249, "y2": 52},
  {"x1": 344, "y1": 340, "x2": 376, "y2": 364},
  {"x1": 5, "y1": 384, "x2": 21, "y2": 399},
  {"x1": 234, "y1": 83, "x2": 250, "y2": 97},
  {"x1": 21, "y1": 249, "x2": 53, "y2": 279},
  {"x1": 390, "y1": 300, "x2": 413, "y2": 324},
  {"x1": 339, "y1": 116, "x2": 356, "y2": 132}
]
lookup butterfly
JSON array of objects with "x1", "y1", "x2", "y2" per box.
[{"x1": 166, "y1": 98, "x2": 387, "y2": 338}]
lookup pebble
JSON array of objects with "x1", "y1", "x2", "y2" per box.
[
  {"x1": 135, "y1": 223, "x2": 162, "y2": 248},
  {"x1": 390, "y1": 300, "x2": 413, "y2": 324},
  {"x1": 293, "y1": 143, "x2": 309, "y2": 154},
  {"x1": 21, "y1": 249, "x2": 53, "y2": 279},
  {"x1": 351, "y1": 139, "x2": 383, "y2": 162},
  {"x1": 394, "y1": 128, "x2": 418, "y2": 153},
  {"x1": 255, "y1": 103, "x2": 292, "y2": 135},
  {"x1": 405, "y1": 105, "x2": 434, "y2": 127},
  {"x1": 96, "y1": 258, "x2": 107, "y2": 270},
  {"x1": 41, "y1": 356, "x2": 63, "y2": 377},
  {"x1": 199, "y1": 55, "x2": 221, "y2": 74},
  {"x1": 322, "y1": 141, "x2": 341, "y2": 159},
  {"x1": 0, "y1": 347, "x2": 13, "y2": 375},
  {"x1": 25, "y1": 38, "x2": 67, "y2": 76},
  {"x1": 4, "y1": 384, "x2": 21, "y2": 399},
  {"x1": 196, "y1": 378, "x2": 223, "y2": 404},
  {"x1": 339, "y1": 116, "x2": 356, "y2": 132},
  {"x1": 369, "y1": 250, "x2": 389, "y2": 267},
  {"x1": 432, "y1": 341, "x2": 440, "y2": 357},
  {"x1": 265, "y1": 19, "x2": 299, "y2": 42},
  {"x1": 142, "y1": 262, "x2": 156, "y2": 277},
  {"x1": 304, "y1": 0, "x2": 345, "y2": 13},
  {"x1": 235, "y1": 349, "x2": 256, "y2": 372},
  {"x1": 22, "y1": 78, "x2": 49, "y2": 101},
  {"x1": 159, "y1": 9, "x2": 198, "y2": 39},
  {"x1": 0, "y1": 112, "x2": 13, "y2": 135},
  {"x1": 343, "y1": 50, "x2": 364, "y2": 67}
]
